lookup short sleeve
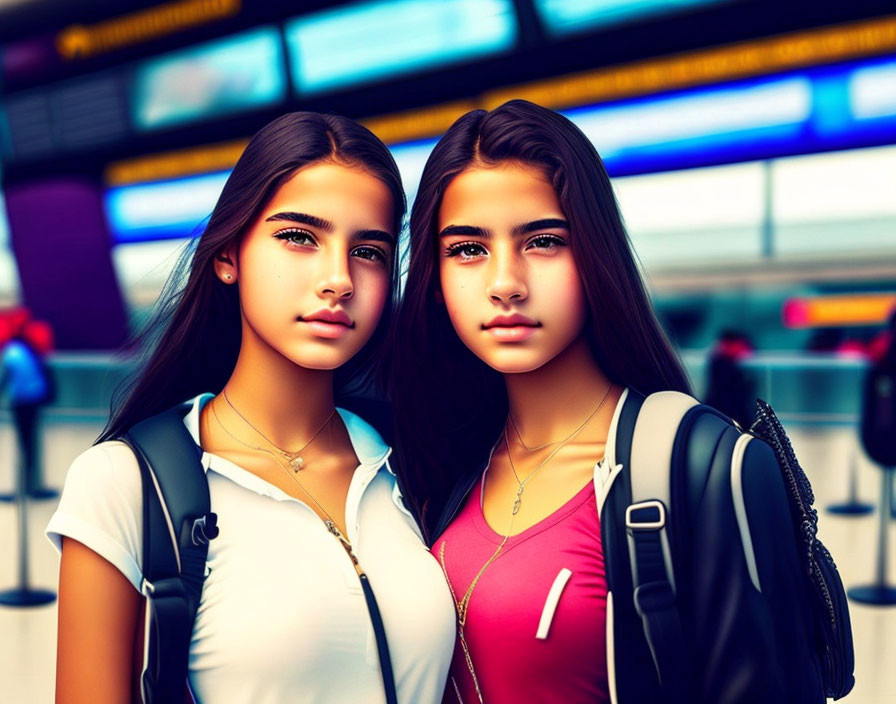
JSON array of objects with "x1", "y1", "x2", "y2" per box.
[{"x1": 46, "y1": 441, "x2": 144, "y2": 592}]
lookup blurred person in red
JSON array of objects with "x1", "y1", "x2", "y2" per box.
[
  {"x1": 867, "y1": 306, "x2": 896, "y2": 365},
  {"x1": 0, "y1": 312, "x2": 57, "y2": 499},
  {"x1": 704, "y1": 329, "x2": 756, "y2": 429}
]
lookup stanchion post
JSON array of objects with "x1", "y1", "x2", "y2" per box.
[
  {"x1": 0, "y1": 440, "x2": 56, "y2": 607},
  {"x1": 848, "y1": 466, "x2": 896, "y2": 605},
  {"x1": 828, "y1": 440, "x2": 874, "y2": 515},
  {"x1": 877, "y1": 469, "x2": 892, "y2": 586}
]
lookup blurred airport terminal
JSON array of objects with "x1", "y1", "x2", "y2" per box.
[{"x1": 1, "y1": 0, "x2": 895, "y2": 700}]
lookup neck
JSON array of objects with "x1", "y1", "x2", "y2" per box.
[
  {"x1": 504, "y1": 335, "x2": 614, "y2": 446},
  {"x1": 220, "y1": 333, "x2": 335, "y2": 449}
]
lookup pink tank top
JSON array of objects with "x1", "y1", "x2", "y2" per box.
[{"x1": 432, "y1": 476, "x2": 609, "y2": 704}]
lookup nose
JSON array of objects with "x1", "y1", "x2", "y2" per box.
[
  {"x1": 316, "y1": 248, "x2": 353, "y2": 300},
  {"x1": 486, "y1": 245, "x2": 527, "y2": 305}
]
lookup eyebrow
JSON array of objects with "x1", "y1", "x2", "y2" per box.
[
  {"x1": 266, "y1": 211, "x2": 394, "y2": 245},
  {"x1": 512, "y1": 218, "x2": 569, "y2": 236},
  {"x1": 438, "y1": 218, "x2": 570, "y2": 239}
]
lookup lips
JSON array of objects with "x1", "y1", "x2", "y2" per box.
[
  {"x1": 299, "y1": 308, "x2": 354, "y2": 339},
  {"x1": 482, "y1": 313, "x2": 540, "y2": 330},
  {"x1": 301, "y1": 309, "x2": 353, "y2": 327},
  {"x1": 482, "y1": 313, "x2": 540, "y2": 342}
]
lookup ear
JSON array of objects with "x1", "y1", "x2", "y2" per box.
[{"x1": 214, "y1": 249, "x2": 238, "y2": 284}]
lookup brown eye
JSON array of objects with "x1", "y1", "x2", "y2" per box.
[
  {"x1": 525, "y1": 235, "x2": 565, "y2": 251},
  {"x1": 352, "y1": 246, "x2": 387, "y2": 264},
  {"x1": 445, "y1": 242, "x2": 487, "y2": 260},
  {"x1": 274, "y1": 228, "x2": 316, "y2": 247}
]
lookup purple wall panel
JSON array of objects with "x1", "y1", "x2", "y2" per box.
[{"x1": 5, "y1": 178, "x2": 128, "y2": 350}]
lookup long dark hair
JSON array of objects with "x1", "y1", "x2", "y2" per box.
[
  {"x1": 101, "y1": 112, "x2": 405, "y2": 442},
  {"x1": 389, "y1": 99, "x2": 691, "y2": 534}
]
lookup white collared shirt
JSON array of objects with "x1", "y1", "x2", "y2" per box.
[{"x1": 47, "y1": 394, "x2": 456, "y2": 704}]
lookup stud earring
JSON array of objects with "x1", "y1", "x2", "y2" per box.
[{"x1": 224, "y1": 273, "x2": 232, "y2": 280}]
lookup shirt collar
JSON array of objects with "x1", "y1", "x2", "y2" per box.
[{"x1": 182, "y1": 393, "x2": 392, "y2": 470}]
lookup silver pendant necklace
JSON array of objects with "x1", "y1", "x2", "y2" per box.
[{"x1": 221, "y1": 388, "x2": 335, "y2": 471}]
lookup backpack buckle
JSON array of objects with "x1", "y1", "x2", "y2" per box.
[
  {"x1": 626, "y1": 500, "x2": 666, "y2": 530},
  {"x1": 191, "y1": 513, "x2": 219, "y2": 545}
]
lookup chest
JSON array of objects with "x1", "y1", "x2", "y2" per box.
[
  {"x1": 434, "y1": 486, "x2": 609, "y2": 701},
  {"x1": 187, "y1": 470, "x2": 456, "y2": 699},
  {"x1": 481, "y1": 443, "x2": 604, "y2": 535},
  {"x1": 203, "y1": 447, "x2": 357, "y2": 533}
]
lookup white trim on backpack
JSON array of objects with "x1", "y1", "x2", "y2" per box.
[
  {"x1": 731, "y1": 434, "x2": 762, "y2": 593},
  {"x1": 595, "y1": 388, "x2": 629, "y2": 515},
  {"x1": 628, "y1": 392, "x2": 698, "y2": 595},
  {"x1": 606, "y1": 590, "x2": 618, "y2": 704},
  {"x1": 140, "y1": 595, "x2": 153, "y2": 704},
  {"x1": 629, "y1": 392, "x2": 698, "y2": 519}
]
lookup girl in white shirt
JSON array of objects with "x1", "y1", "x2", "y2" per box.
[{"x1": 47, "y1": 111, "x2": 455, "y2": 704}]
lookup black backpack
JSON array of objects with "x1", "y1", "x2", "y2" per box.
[
  {"x1": 601, "y1": 390, "x2": 855, "y2": 703},
  {"x1": 119, "y1": 403, "x2": 216, "y2": 704},
  {"x1": 119, "y1": 403, "x2": 398, "y2": 704}
]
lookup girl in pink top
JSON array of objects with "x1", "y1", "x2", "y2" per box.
[
  {"x1": 433, "y1": 475, "x2": 608, "y2": 703},
  {"x1": 388, "y1": 100, "x2": 691, "y2": 703}
]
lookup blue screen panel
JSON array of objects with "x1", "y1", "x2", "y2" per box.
[
  {"x1": 849, "y1": 59, "x2": 896, "y2": 120},
  {"x1": 285, "y1": 0, "x2": 517, "y2": 95},
  {"x1": 132, "y1": 27, "x2": 286, "y2": 132},
  {"x1": 108, "y1": 55, "x2": 896, "y2": 244},
  {"x1": 105, "y1": 171, "x2": 230, "y2": 243},
  {"x1": 105, "y1": 141, "x2": 443, "y2": 245},
  {"x1": 562, "y1": 54, "x2": 896, "y2": 176},
  {"x1": 534, "y1": 0, "x2": 731, "y2": 37}
]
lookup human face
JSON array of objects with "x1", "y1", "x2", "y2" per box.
[
  {"x1": 437, "y1": 162, "x2": 587, "y2": 374},
  {"x1": 218, "y1": 161, "x2": 395, "y2": 370}
]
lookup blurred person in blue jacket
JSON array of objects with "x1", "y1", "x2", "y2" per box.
[{"x1": 0, "y1": 315, "x2": 56, "y2": 499}]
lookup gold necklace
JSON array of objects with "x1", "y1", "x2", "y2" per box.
[
  {"x1": 505, "y1": 383, "x2": 613, "y2": 515},
  {"x1": 439, "y1": 384, "x2": 615, "y2": 703},
  {"x1": 507, "y1": 383, "x2": 611, "y2": 452},
  {"x1": 222, "y1": 388, "x2": 335, "y2": 472},
  {"x1": 210, "y1": 400, "x2": 362, "y2": 572},
  {"x1": 437, "y1": 434, "x2": 576, "y2": 704}
]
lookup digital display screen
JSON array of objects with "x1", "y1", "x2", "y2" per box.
[
  {"x1": 285, "y1": 0, "x2": 518, "y2": 95},
  {"x1": 849, "y1": 59, "x2": 896, "y2": 120},
  {"x1": 132, "y1": 26, "x2": 286, "y2": 132},
  {"x1": 533, "y1": 0, "x2": 732, "y2": 37},
  {"x1": 563, "y1": 55, "x2": 896, "y2": 176},
  {"x1": 105, "y1": 171, "x2": 230, "y2": 243}
]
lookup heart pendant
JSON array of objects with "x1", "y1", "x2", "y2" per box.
[{"x1": 289, "y1": 456, "x2": 304, "y2": 472}]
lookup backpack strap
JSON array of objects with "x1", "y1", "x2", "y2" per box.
[
  {"x1": 619, "y1": 391, "x2": 697, "y2": 702},
  {"x1": 120, "y1": 403, "x2": 217, "y2": 704}
]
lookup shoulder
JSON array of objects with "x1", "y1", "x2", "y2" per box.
[
  {"x1": 66, "y1": 440, "x2": 143, "y2": 488},
  {"x1": 55, "y1": 441, "x2": 144, "y2": 521},
  {"x1": 47, "y1": 440, "x2": 145, "y2": 591}
]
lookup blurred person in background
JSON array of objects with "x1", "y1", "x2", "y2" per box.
[
  {"x1": 868, "y1": 307, "x2": 896, "y2": 366},
  {"x1": 46, "y1": 112, "x2": 454, "y2": 704},
  {"x1": 861, "y1": 306, "x2": 896, "y2": 468},
  {"x1": 703, "y1": 329, "x2": 756, "y2": 429},
  {"x1": 0, "y1": 311, "x2": 57, "y2": 499}
]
